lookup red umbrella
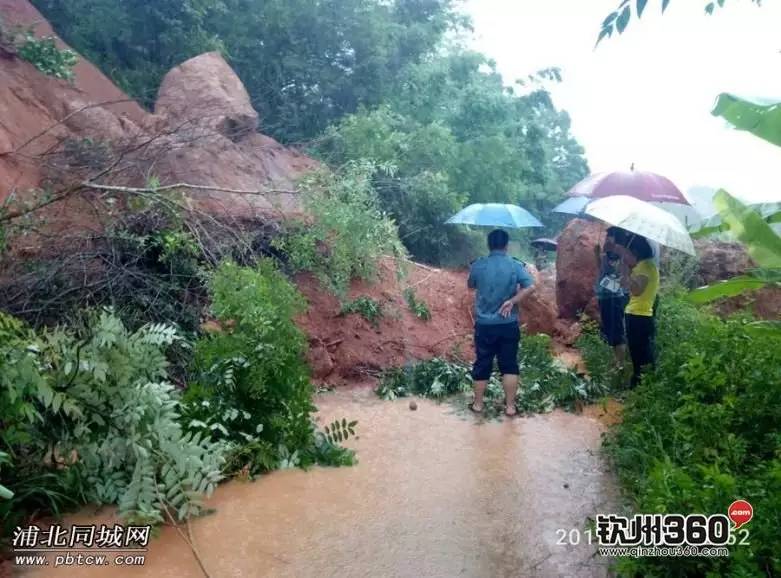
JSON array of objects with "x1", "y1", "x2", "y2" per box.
[{"x1": 568, "y1": 167, "x2": 690, "y2": 205}]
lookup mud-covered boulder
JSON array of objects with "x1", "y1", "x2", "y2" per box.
[
  {"x1": 694, "y1": 240, "x2": 755, "y2": 284},
  {"x1": 307, "y1": 341, "x2": 335, "y2": 380},
  {"x1": 150, "y1": 52, "x2": 316, "y2": 216},
  {"x1": 520, "y1": 266, "x2": 557, "y2": 335},
  {"x1": 0, "y1": 0, "x2": 145, "y2": 201},
  {"x1": 155, "y1": 52, "x2": 258, "y2": 141},
  {"x1": 694, "y1": 239, "x2": 781, "y2": 320},
  {"x1": 555, "y1": 218, "x2": 605, "y2": 320}
]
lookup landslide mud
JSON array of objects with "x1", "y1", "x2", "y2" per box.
[{"x1": 21, "y1": 388, "x2": 618, "y2": 578}]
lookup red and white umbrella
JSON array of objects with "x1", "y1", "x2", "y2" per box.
[{"x1": 568, "y1": 168, "x2": 690, "y2": 205}]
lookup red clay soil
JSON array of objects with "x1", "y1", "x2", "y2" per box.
[
  {"x1": 295, "y1": 258, "x2": 582, "y2": 384},
  {"x1": 296, "y1": 259, "x2": 475, "y2": 384}
]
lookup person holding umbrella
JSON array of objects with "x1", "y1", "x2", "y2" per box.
[
  {"x1": 467, "y1": 229, "x2": 535, "y2": 416},
  {"x1": 445, "y1": 202, "x2": 542, "y2": 416},
  {"x1": 594, "y1": 227, "x2": 629, "y2": 368},
  {"x1": 604, "y1": 230, "x2": 659, "y2": 387},
  {"x1": 583, "y1": 195, "x2": 695, "y2": 387}
]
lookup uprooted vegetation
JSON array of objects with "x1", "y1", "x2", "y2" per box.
[
  {"x1": 376, "y1": 332, "x2": 612, "y2": 417},
  {"x1": 0, "y1": 159, "x2": 399, "y2": 549},
  {"x1": 0, "y1": 258, "x2": 357, "y2": 544}
]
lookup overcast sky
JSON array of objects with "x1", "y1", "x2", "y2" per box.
[{"x1": 463, "y1": 0, "x2": 781, "y2": 203}]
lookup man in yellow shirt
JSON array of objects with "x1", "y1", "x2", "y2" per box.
[{"x1": 605, "y1": 230, "x2": 659, "y2": 387}]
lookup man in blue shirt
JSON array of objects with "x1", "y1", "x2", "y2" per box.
[{"x1": 467, "y1": 229, "x2": 535, "y2": 416}]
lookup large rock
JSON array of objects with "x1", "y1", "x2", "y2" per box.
[
  {"x1": 149, "y1": 53, "x2": 317, "y2": 217},
  {"x1": 0, "y1": 2, "x2": 317, "y2": 225},
  {"x1": 555, "y1": 218, "x2": 605, "y2": 320},
  {"x1": 520, "y1": 266, "x2": 557, "y2": 333},
  {"x1": 694, "y1": 240, "x2": 755, "y2": 285},
  {"x1": 693, "y1": 239, "x2": 781, "y2": 320},
  {"x1": 155, "y1": 52, "x2": 258, "y2": 141}
]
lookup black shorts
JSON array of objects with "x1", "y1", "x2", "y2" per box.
[
  {"x1": 599, "y1": 296, "x2": 627, "y2": 347},
  {"x1": 472, "y1": 323, "x2": 520, "y2": 380}
]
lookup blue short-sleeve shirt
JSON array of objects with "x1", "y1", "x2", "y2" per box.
[{"x1": 468, "y1": 250, "x2": 535, "y2": 326}]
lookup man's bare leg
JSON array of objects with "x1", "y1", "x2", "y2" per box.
[
  {"x1": 503, "y1": 374, "x2": 519, "y2": 416},
  {"x1": 472, "y1": 380, "x2": 488, "y2": 411}
]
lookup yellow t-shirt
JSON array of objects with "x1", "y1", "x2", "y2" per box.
[{"x1": 625, "y1": 259, "x2": 659, "y2": 317}]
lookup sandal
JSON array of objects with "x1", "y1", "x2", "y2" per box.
[
  {"x1": 468, "y1": 402, "x2": 484, "y2": 414},
  {"x1": 504, "y1": 405, "x2": 518, "y2": 418}
]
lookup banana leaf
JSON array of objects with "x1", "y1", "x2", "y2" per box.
[
  {"x1": 711, "y1": 190, "x2": 781, "y2": 269},
  {"x1": 712, "y1": 93, "x2": 781, "y2": 148},
  {"x1": 745, "y1": 320, "x2": 781, "y2": 338},
  {"x1": 687, "y1": 275, "x2": 768, "y2": 304}
]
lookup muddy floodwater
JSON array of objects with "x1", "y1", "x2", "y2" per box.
[{"x1": 20, "y1": 388, "x2": 619, "y2": 578}]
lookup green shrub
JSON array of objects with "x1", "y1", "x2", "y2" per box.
[
  {"x1": 403, "y1": 288, "x2": 432, "y2": 321},
  {"x1": 17, "y1": 30, "x2": 78, "y2": 81},
  {"x1": 604, "y1": 297, "x2": 781, "y2": 576},
  {"x1": 376, "y1": 334, "x2": 608, "y2": 415},
  {"x1": 514, "y1": 333, "x2": 607, "y2": 414},
  {"x1": 184, "y1": 260, "x2": 355, "y2": 475},
  {"x1": 660, "y1": 250, "x2": 701, "y2": 291},
  {"x1": 376, "y1": 358, "x2": 471, "y2": 400},
  {"x1": 340, "y1": 296, "x2": 383, "y2": 327},
  {"x1": 0, "y1": 309, "x2": 224, "y2": 536},
  {"x1": 273, "y1": 161, "x2": 406, "y2": 296},
  {"x1": 575, "y1": 317, "x2": 624, "y2": 390}
]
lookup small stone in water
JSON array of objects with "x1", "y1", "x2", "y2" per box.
[{"x1": 409, "y1": 400, "x2": 418, "y2": 411}]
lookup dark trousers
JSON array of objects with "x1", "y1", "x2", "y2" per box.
[
  {"x1": 625, "y1": 313, "x2": 656, "y2": 387},
  {"x1": 472, "y1": 323, "x2": 520, "y2": 380}
]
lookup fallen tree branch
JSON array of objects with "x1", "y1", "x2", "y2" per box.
[
  {"x1": 403, "y1": 258, "x2": 439, "y2": 272},
  {"x1": 81, "y1": 181, "x2": 298, "y2": 197},
  {"x1": 0, "y1": 179, "x2": 297, "y2": 225}
]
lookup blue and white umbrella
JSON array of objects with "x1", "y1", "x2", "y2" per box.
[
  {"x1": 445, "y1": 203, "x2": 543, "y2": 228},
  {"x1": 551, "y1": 196, "x2": 590, "y2": 215}
]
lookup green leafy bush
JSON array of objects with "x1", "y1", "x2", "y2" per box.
[
  {"x1": 340, "y1": 296, "x2": 383, "y2": 328},
  {"x1": 376, "y1": 358, "x2": 471, "y2": 400},
  {"x1": 274, "y1": 161, "x2": 406, "y2": 296},
  {"x1": 514, "y1": 333, "x2": 607, "y2": 414},
  {"x1": 604, "y1": 297, "x2": 781, "y2": 576},
  {"x1": 0, "y1": 309, "x2": 224, "y2": 536},
  {"x1": 184, "y1": 260, "x2": 355, "y2": 474},
  {"x1": 403, "y1": 288, "x2": 432, "y2": 321},
  {"x1": 660, "y1": 250, "x2": 701, "y2": 291},
  {"x1": 575, "y1": 317, "x2": 624, "y2": 391},
  {"x1": 376, "y1": 334, "x2": 607, "y2": 415},
  {"x1": 17, "y1": 31, "x2": 78, "y2": 81}
]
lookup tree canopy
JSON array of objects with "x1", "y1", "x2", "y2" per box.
[
  {"x1": 31, "y1": 0, "x2": 588, "y2": 264},
  {"x1": 33, "y1": 0, "x2": 466, "y2": 142}
]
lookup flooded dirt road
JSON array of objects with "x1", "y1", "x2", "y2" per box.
[{"x1": 21, "y1": 388, "x2": 619, "y2": 578}]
